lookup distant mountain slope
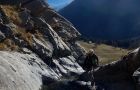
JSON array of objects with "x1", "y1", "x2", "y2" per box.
[{"x1": 59, "y1": 0, "x2": 140, "y2": 40}]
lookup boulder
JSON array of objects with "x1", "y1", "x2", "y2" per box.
[
  {"x1": 46, "y1": 23, "x2": 71, "y2": 57},
  {"x1": 32, "y1": 36, "x2": 53, "y2": 64}
]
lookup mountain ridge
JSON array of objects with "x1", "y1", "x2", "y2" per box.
[{"x1": 59, "y1": 0, "x2": 140, "y2": 40}]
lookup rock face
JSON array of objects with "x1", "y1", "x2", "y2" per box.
[
  {"x1": 0, "y1": 31, "x2": 5, "y2": 41},
  {"x1": 0, "y1": 0, "x2": 85, "y2": 90}
]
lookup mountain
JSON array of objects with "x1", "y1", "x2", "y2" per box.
[
  {"x1": 59, "y1": 0, "x2": 140, "y2": 40},
  {"x1": 0, "y1": 0, "x2": 140, "y2": 90}
]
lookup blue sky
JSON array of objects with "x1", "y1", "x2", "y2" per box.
[{"x1": 47, "y1": 0, "x2": 73, "y2": 11}]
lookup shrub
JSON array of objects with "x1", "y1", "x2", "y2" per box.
[{"x1": 1, "y1": 5, "x2": 22, "y2": 25}]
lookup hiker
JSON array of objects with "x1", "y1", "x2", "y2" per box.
[{"x1": 83, "y1": 49, "x2": 99, "y2": 72}]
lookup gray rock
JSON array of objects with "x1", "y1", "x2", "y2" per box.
[
  {"x1": 0, "y1": 31, "x2": 5, "y2": 41},
  {"x1": 19, "y1": 9, "x2": 31, "y2": 25},
  {"x1": 32, "y1": 17, "x2": 71, "y2": 57},
  {"x1": 42, "y1": 9, "x2": 81, "y2": 41},
  {"x1": 0, "y1": 24, "x2": 13, "y2": 37},
  {"x1": 46, "y1": 23, "x2": 71, "y2": 57},
  {"x1": 0, "y1": 51, "x2": 59, "y2": 90}
]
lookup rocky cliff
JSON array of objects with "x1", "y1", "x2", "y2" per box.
[
  {"x1": 0, "y1": 0, "x2": 140, "y2": 90},
  {"x1": 0, "y1": 0, "x2": 85, "y2": 90}
]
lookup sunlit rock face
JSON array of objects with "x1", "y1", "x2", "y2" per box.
[
  {"x1": 0, "y1": 0, "x2": 85, "y2": 90},
  {"x1": 60, "y1": 0, "x2": 140, "y2": 40}
]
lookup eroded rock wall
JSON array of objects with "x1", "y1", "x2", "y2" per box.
[{"x1": 0, "y1": 0, "x2": 85, "y2": 90}]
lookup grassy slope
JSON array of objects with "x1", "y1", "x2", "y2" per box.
[{"x1": 77, "y1": 41, "x2": 130, "y2": 65}]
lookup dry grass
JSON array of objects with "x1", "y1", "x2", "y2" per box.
[
  {"x1": 14, "y1": 26, "x2": 33, "y2": 46},
  {"x1": 77, "y1": 41, "x2": 131, "y2": 65},
  {"x1": 21, "y1": 32, "x2": 33, "y2": 46},
  {"x1": 14, "y1": 26, "x2": 44, "y2": 47},
  {"x1": 1, "y1": 5, "x2": 22, "y2": 25},
  {"x1": 0, "y1": 39, "x2": 19, "y2": 51},
  {"x1": 34, "y1": 30, "x2": 43, "y2": 39},
  {"x1": 0, "y1": 42, "x2": 7, "y2": 50}
]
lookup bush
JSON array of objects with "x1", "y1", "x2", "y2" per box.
[{"x1": 1, "y1": 5, "x2": 22, "y2": 25}]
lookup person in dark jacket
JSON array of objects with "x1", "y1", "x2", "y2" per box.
[{"x1": 83, "y1": 49, "x2": 99, "y2": 72}]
